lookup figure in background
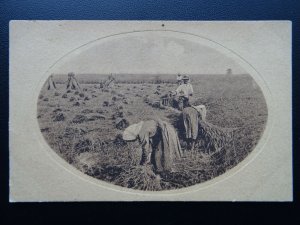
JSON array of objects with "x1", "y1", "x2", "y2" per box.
[
  {"x1": 122, "y1": 119, "x2": 183, "y2": 173},
  {"x1": 176, "y1": 74, "x2": 183, "y2": 86},
  {"x1": 171, "y1": 75, "x2": 193, "y2": 110}
]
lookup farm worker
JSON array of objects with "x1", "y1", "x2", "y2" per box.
[
  {"x1": 176, "y1": 74, "x2": 183, "y2": 86},
  {"x1": 182, "y1": 105, "x2": 207, "y2": 152},
  {"x1": 172, "y1": 75, "x2": 193, "y2": 110},
  {"x1": 122, "y1": 119, "x2": 183, "y2": 173}
]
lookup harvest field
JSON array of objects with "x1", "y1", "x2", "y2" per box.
[{"x1": 37, "y1": 74, "x2": 268, "y2": 191}]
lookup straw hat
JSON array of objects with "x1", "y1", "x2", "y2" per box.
[
  {"x1": 182, "y1": 75, "x2": 189, "y2": 80},
  {"x1": 122, "y1": 121, "x2": 144, "y2": 141}
]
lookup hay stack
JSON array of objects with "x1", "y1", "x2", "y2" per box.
[
  {"x1": 46, "y1": 74, "x2": 56, "y2": 90},
  {"x1": 66, "y1": 72, "x2": 81, "y2": 90}
]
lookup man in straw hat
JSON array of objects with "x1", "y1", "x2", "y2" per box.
[
  {"x1": 171, "y1": 75, "x2": 193, "y2": 110},
  {"x1": 182, "y1": 105, "x2": 207, "y2": 152},
  {"x1": 123, "y1": 119, "x2": 183, "y2": 173}
]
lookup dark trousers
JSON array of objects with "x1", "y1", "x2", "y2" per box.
[{"x1": 178, "y1": 96, "x2": 190, "y2": 111}]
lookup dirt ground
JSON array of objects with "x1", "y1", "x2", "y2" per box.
[{"x1": 37, "y1": 74, "x2": 268, "y2": 191}]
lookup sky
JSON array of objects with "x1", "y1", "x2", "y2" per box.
[{"x1": 52, "y1": 34, "x2": 247, "y2": 75}]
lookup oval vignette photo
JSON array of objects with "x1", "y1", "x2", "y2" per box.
[{"x1": 36, "y1": 31, "x2": 268, "y2": 191}]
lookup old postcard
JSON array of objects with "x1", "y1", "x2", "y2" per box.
[{"x1": 9, "y1": 21, "x2": 292, "y2": 201}]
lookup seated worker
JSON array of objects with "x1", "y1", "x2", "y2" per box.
[
  {"x1": 171, "y1": 75, "x2": 193, "y2": 110},
  {"x1": 122, "y1": 119, "x2": 183, "y2": 173},
  {"x1": 182, "y1": 105, "x2": 207, "y2": 152}
]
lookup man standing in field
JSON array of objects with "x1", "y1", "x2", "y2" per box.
[
  {"x1": 172, "y1": 75, "x2": 194, "y2": 110},
  {"x1": 182, "y1": 105, "x2": 207, "y2": 152}
]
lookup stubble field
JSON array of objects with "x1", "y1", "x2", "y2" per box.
[{"x1": 37, "y1": 74, "x2": 268, "y2": 191}]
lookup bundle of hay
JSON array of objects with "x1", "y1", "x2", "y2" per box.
[
  {"x1": 115, "y1": 165, "x2": 162, "y2": 191},
  {"x1": 72, "y1": 114, "x2": 88, "y2": 124},
  {"x1": 112, "y1": 111, "x2": 124, "y2": 119},
  {"x1": 96, "y1": 109, "x2": 104, "y2": 114},
  {"x1": 103, "y1": 101, "x2": 109, "y2": 107},
  {"x1": 52, "y1": 113, "x2": 65, "y2": 122},
  {"x1": 143, "y1": 97, "x2": 150, "y2": 104},
  {"x1": 115, "y1": 118, "x2": 129, "y2": 130},
  {"x1": 73, "y1": 138, "x2": 93, "y2": 154},
  {"x1": 81, "y1": 109, "x2": 93, "y2": 114},
  {"x1": 40, "y1": 127, "x2": 50, "y2": 133},
  {"x1": 73, "y1": 102, "x2": 80, "y2": 106},
  {"x1": 198, "y1": 120, "x2": 234, "y2": 154},
  {"x1": 66, "y1": 72, "x2": 81, "y2": 90},
  {"x1": 53, "y1": 108, "x2": 62, "y2": 113},
  {"x1": 88, "y1": 114, "x2": 106, "y2": 121},
  {"x1": 64, "y1": 127, "x2": 80, "y2": 138}
]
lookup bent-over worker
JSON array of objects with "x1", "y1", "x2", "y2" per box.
[{"x1": 123, "y1": 119, "x2": 183, "y2": 173}]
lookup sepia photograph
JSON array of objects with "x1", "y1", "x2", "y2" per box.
[
  {"x1": 37, "y1": 31, "x2": 267, "y2": 191},
  {"x1": 9, "y1": 21, "x2": 292, "y2": 201}
]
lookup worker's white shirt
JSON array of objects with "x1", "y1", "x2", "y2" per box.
[{"x1": 176, "y1": 83, "x2": 193, "y2": 98}]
